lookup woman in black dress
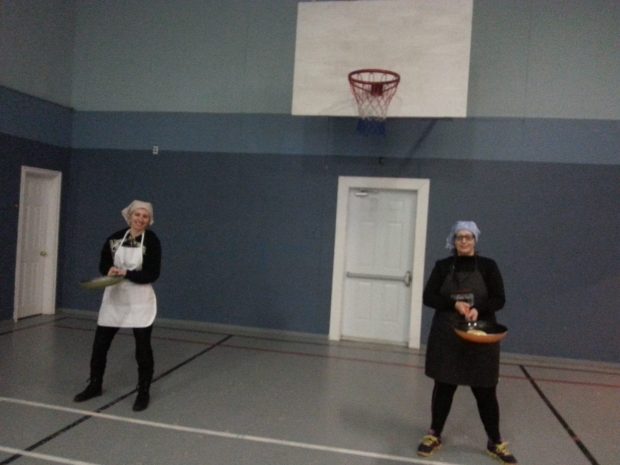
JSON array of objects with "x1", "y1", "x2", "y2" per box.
[{"x1": 417, "y1": 221, "x2": 517, "y2": 464}]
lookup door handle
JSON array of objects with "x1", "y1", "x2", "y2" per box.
[
  {"x1": 347, "y1": 271, "x2": 412, "y2": 287},
  {"x1": 40, "y1": 251, "x2": 48, "y2": 257}
]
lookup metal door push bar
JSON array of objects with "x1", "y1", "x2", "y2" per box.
[{"x1": 346, "y1": 271, "x2": 412, "y2": 287}]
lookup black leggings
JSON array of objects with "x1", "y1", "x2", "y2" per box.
[
  {"x1": 90, "y1": 325, "x2": 154, "y2": 383},
  {"x1": 430, "y1": 381, "x2": 501, "y2": 443}
]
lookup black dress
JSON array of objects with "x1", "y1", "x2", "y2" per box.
[{"x1": 423, "y1": 255, "x2": 506, "y2": 387}]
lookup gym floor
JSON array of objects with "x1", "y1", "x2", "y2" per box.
[{"x1": 1, "y1": 313, "x2": 618, "y2": 465}]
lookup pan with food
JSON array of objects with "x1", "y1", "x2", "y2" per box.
[
  {"x1": 454, "y1": 320, "x2": 508, "y2": 344},
  {"x1": 80, "y1": 276, "x2": 124, "y2": 290}
]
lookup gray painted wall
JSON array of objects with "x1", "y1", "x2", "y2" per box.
[
  {"x1": 68, "y1": 0, "x2": 620, "y2": 118},
  {"x1": 0, "y1": 0, "x2": 76, "y2": 106},
  {"x1": 468, "y1": 0, "x2": 620, "y2": 119},
  {"x1": 70, "y1": 0, "x2": 296, "y2": 113},
  {"x1": 2, "y1": 0, "x2": 619, "y2": 118}
]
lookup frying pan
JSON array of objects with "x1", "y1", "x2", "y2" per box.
[
  {"x1": 80, "y1": 276, "x2": 124, "y2": 290},
  {"x1": 454, "y1": 320, "x2": 508, "y2": 344}
]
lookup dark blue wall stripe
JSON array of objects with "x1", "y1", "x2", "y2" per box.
[
  {"x1": 2, "y1": 84, "x2": 618, "y2": 167},
  {"x1": 0, "y1": 86, "x2": 72, "y2": 148},
  {"x1": 71, "y1": 111, "x2": 620, "y2": 165}
]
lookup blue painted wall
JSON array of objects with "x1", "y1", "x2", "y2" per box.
[
  {"x1": 56, "y1": 126, "x2": 620, "y2": 362},
  {"x1": 0, "y1": 87, "x2": 73, "y2": 147},
  {"x1": 2, "y1": 88, "x2": 620, "y2": 362},
  {"x1": 1, "y1": 0, "x2": 619, "y2": 363},
  {"x1": 0, "y1": 88, "x2": 74, "y2": 322},
  {"x1": 0, "y1": 132, "x2": 71, "y2": 322}
]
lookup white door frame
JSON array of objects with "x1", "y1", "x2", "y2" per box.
[
  {"x1": 14, "y1": 166, "x2": 63, "y2": 321},
  {"x1": 329, "y1": 176, "x2": 430, "y2": 348}
]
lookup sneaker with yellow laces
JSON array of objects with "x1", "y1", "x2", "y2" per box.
[
  {"x1": 417, "y1": 434, "x2": 442, "y2": 457},
  {"x1": 487, "y1": 441, "x2": 518, "y2": 464}
]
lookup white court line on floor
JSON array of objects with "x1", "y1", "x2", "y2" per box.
[
  {"x1": 1, "y1": 396, "x2": 458, "y2": 465},
  {"x1": 0, "y1": 446, "x2": 100, "y2": 465}
]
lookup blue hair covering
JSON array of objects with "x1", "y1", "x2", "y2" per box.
[{"x1": 445, "y1": 221, "x2": 480, "y2": 250}]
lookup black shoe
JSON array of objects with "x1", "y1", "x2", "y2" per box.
[
  {"x1": 132, "y1": 391, "x2": 150, "y2": 411},
  {"x1": 73, "y1": 383, "x2": 102, "y2": 402}
]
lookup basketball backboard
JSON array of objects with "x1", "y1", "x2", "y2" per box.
[{"x1": 291, "y1": 0, "x2": 473, "y2": 118}]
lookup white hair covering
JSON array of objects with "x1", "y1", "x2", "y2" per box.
[
  {"x1": 445, "y1": 220, "x2": 480, "y2": 249},
  {"x1": 121, "y1": 200, "x2": 154, "y2": 226}
]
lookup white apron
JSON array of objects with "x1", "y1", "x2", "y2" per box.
[{"x1": 98, "y1": 230, "x2": 157, "y2": 328}]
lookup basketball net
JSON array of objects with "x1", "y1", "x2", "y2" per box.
[{"x1": 348, "y1": 69, "x2": 400, "y2": 136}]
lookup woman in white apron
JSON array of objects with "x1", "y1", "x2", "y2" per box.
[
  {"x1": 74, "y1": 200, "x2": 161, "y2": 412},
  {"x1": 416, "y1": 221, "x2": 518, "y2": 464}
]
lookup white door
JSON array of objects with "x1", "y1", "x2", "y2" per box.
[
  {"x1": 330, "y1": 177, "x2": 429, "y2": 348},
  {"x1": 14, "y1": 167, "x2": 62, "y2": 320},
  {"x1": 342, "y1": 189, "x2": 416, "y2": 343}
]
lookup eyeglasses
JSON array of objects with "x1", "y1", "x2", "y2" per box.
[{"x1": 455, "y1": 234, "x2": 475, "y2": 242}]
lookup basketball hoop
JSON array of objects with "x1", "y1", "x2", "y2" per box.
[{"x1": 348, "y1": 69, "x2": 400, "y2": 136}]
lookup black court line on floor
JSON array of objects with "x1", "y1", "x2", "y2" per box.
[
  {"x1": 58, "y1": 316, "x2": 620, "y2": 377},
  {"x1": 46, "y1": 321, "x2": 620, "y2": 465},
  {"x1": 219, "y1": 342, "x2": 620, "y2": 390},
  {"x1": 59, "y1": 314, "x2": 421, "y2": 356},
  {"x1": 53, "y1": 318, "x2": 620, "y2": 389},
  {"x1": 3, "y1": 316, "x2": 616, "y2": 464},
  {"x1": 0, "y1": 315, "x2": 69, "y2": 336},
  {"x1": 54, "y1": 323, "x2": 219, "y2": 348},
  {"x1": 0, "y1": 334, "x2": 233, "y2": 465},
  {"x1": 520, "y1": 365, "x2": 601, "y2": 465}
]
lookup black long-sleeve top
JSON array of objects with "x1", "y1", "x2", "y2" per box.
[
  {"x1": 99, "y1": 228, "x2": 161, "y2": 284},
  {"x1": 422, "y1": 255, "x2": 505, "y2": 319}
]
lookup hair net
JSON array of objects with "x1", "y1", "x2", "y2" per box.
[
  {"x1": 121, "y1": 200, "x2": 154, "y2": 226},
  {"x1": 445, "y1": 221, "x2": 480, "y2": 249}
]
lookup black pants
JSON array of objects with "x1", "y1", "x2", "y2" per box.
[
  {"x1": 430, "y1": 381, "x2": 501, "y2": 444},
  {"x1": 90, "y1": 325, "x2": 154, "y2": 384}
]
